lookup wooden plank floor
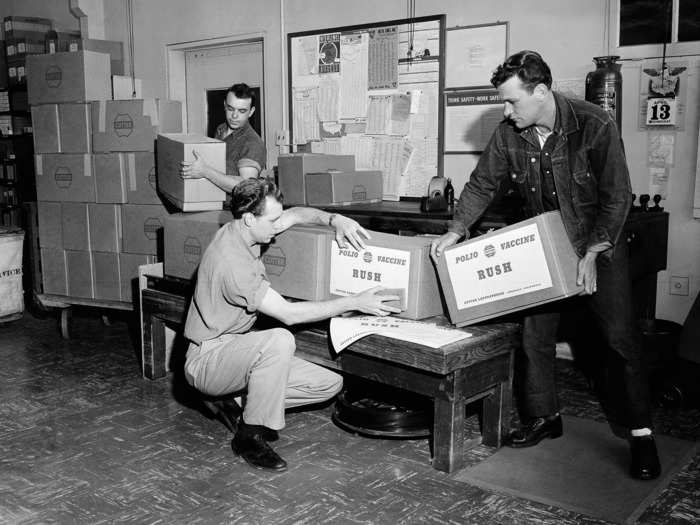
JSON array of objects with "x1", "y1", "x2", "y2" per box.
[{"x1": 0, "y1": 311, "x2": 698, "y2": 524}]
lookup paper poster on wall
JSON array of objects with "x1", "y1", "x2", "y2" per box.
[
  {"x1": 368, "y1": 26, "x2": 399, "y2": 90},
  {"x1": 445, "y1": 22, "x2": 508, "y2": 89},
  {"x1": 647, "y1": 132, "x2": 675, "y2": 166},
  {"x1": 339, "y1": 33, "x2": 369, "y2": 119},
  {"x1": 319, "y1": 33, "x2": 341, "y2": 74},
  {"x1": 292, "y1": 87, "x2": 320, "y2": 144},
  {"x1": 638, "y1": 60, "x2": 688, "y2": 131},
  {"x1": 444, "y1": 88, "x2": 503, "y2": 152},
  {"x1": 292, "y1": 35, "x2": 319, "y2": 78},
  {"x1": 649, "y1": 166, "x2": 669, "y2": 199}
]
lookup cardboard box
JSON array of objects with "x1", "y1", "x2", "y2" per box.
[
  {"x1": 92, "y1": 251, "x2": 121, "y2": 301},
  {"x1": 40, "y1": 248, "x2": 67, "y2": 295},
  {"x1": 119, "y1": 252, "x2": 155, "y2": 302},
  {"x1": 31, "y1": 104, "x2": 60, "y2": 153},
  {"x1": 305, "y1": 170, "x2": 383, "y2": 206},
  {"x1": 121, "y1": 204, "x2": 171, "y2": 255},
  {"x1": 88, "y1": 203, "x2": 121, "y2": 252},
  {"x1": 124, "y1": 152, "x2": 160, "y2": 204},
  {"x1": 112, "y1": 75, "x2": 142, "y2": 99},
  {"x1": 91, "y1": 99, "x2": 182, "y2": 152},
  {"x1": 329, "y1": 230, "x2": 443, "y2": 320},
  {"x1": 262, "y1": 225, "x2": 336, "y2": 301},
  {"x1": 277, "y1": 153, "x2": 355, "y2": 205},
  {"x1": 65, "y1": 250, "x2": 93, "y2": 298},
  {"x1": 436, "y1": 211, "x2": 584, "y2": 327},
  {"x1": 163, "y1": 211, "x2": 229, "y2": 280},
  {"x1": 26, "y1": 51, "x2": 111, "y2": 105},
  {"x1": 61, "y1": 202, "x2": 90, "y2": 251},
  {"x1": 35, "y1": 153, "x2": 95, "y2": 202},
  {"x1": 93, "y1": 153, "x2": 127, "y2": 203},
  {"x1": 71, "y1": 38, "x2": 124, "y2": 76},
  {"x1": 59, "y1": 103, "x2": 91, "y2": 152},
  {"x1": 37, "y1": 201, "x2": 62, "y2": 248},
  {"x1": 156, "y1": 133, "x2": 226, "y2": 211}
]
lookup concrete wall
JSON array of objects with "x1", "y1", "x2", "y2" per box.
[{"x1": 2, "y1": 0, "x2": 698, "y2": 323}]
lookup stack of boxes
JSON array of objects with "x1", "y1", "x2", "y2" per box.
[
  {"x1": 277, "y1": 152, "x2": 383, "y2": 206},
  {"x1": 29, "y1": 44, "x2": 182, "y2": 303}
]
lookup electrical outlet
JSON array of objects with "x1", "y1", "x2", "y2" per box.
[
  {"x1": 669, "y1": 275, "x2": 689, "y2": 296},
  {"x1": 275, "y1": 129, "x2": 288, "y2": 146}
]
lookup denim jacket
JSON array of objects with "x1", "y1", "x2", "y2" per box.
[{"x1": 448, "y1": 92, "x2": 632, "y2": 259}]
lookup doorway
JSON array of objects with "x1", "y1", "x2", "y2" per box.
[{"x1": 166, "y1": 35, "x2": 265, "y2": 141}]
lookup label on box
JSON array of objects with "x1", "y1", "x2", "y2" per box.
[
  {"x1": 445, "y1": 223, "x2": 553, "y2": 308},
  {"x1": 329, "y1": 243, "x2": 411, "y2": 295}
]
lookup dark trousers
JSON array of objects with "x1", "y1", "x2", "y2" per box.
[{"x1": 515, "y1": 244, "x2": 652, "y2": 430}]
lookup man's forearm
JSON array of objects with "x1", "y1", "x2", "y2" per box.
[
  {"x1": 203, "y1": 165, "x2": 243, "y2": 192},
  {"x1": 281, "y1": 206, "x2": 333, "y2": 228},
  {"x1": 280, "y1": 295, "x2": 358, "y2": 325}
]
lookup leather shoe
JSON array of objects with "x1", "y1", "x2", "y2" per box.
[
  {"x1": 630, "y1": 435, "x2": 661, "y2": 480},
  {"x1": 202, "y1": 394, "x2": 242, "y2": 434},
  {"x1": 232, "y1": 432, "x2": 287, "y2": 471},
  {"x1": 506, "y1": 414, "x2": 563, "y2": 448}
]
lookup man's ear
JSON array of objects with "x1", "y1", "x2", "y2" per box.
[
  {"x1": 534, "y1": 83, "x2": 548, "y2": 100},
  {"x1": 242, "y1": 212, "x2": 255, "y2": 227},
  {"x1": 248, "y1": 106, "x2": 256, "y2": 118}
]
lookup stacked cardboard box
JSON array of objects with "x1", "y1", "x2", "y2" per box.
[{"x1": 29, "y1": 46, "x2": 183, "y2": 303}]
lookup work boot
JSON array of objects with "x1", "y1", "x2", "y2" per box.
[
  {"x1": 629, "y1": 435, "x2": 661, "y2": 480},
  {"x1": 232, "y1": 423, "x2": 287, "y2": 471},
  {"x1": 506, "y1": 414, "x2": 563, "y2": 448}
]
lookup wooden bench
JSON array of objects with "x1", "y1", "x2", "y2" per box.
[{"x1": 141, "y1": 275, "x2": 520, "y2": 473}]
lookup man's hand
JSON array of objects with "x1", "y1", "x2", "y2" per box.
[
  {"x1": 330, "y1": 214, "x2": 370, "y2": 251},
  {"x1": 577, "y1": 251, "x2": 598, "y2": 295},
  {"x1": 180, "y1": 149, "x2": 208, "y2": 180},
  {"x1": 353, "y1": 286, "x2": 402, "y2": 316},
  {"x1": 430, "y1": 231, "x2": 462, "y2": 260}
]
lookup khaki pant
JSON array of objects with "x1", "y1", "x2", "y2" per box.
[{"x1": 184, "y1": 328, "x2": 343, "y2": 430}]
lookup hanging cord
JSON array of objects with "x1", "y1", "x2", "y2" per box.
[
  {"x1": 406, "y1": 0, "x2": 416, "y2": 66},
  {"x1": 126, "y1": 0, "x2": 136, "y2": 98},
  {"x1": 660, "y1": 0, "x2": 672, "y2": 87}
]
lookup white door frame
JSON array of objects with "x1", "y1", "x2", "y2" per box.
[{"x1": 166, "y1": 32, "x2": 266, "y2": 134}]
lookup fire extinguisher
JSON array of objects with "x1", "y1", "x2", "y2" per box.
[{"x1": 585, "y1": 56, "x2": 623, "y2": 133}]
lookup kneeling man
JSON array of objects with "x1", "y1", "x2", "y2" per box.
[{"x1": 184, "y1": 178, "x2": 400, "y2": 471}]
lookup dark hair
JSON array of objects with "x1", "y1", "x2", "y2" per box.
[
  {"x1": 490, "y1": 50, "x2": 552, "y2": 92},
  {"x1": 227, "y1": 83, "x2": 256, "y2": 108},
  {"x1": 231, "y1": 178, "x2": 283, "y2": 219}
]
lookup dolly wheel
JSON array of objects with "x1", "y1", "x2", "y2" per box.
[{"x1": 59, "y1": 307, "x2": 72, "y2": 340}]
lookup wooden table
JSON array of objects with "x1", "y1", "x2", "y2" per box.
[{"x1": 141, "y1": 275, "x2": 520, "y2": 473}]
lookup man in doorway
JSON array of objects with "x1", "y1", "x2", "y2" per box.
[
  {"x1": 184, "y1": 178, "x2": 400, "y2": 472},
  {"x1": 180, "y1": 83, "x2": 266, "y2": 191},
  {"x1": 430, "y1": 50, "x2": 661, "y2": 480}
]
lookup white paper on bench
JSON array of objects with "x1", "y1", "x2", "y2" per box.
[{"x1": 330, "y1": 315, "x2": 471, "y2": 353}]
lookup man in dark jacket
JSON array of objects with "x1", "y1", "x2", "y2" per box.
[{"x1": 430, "y1": 50, "x2": 660, "y2": 480}]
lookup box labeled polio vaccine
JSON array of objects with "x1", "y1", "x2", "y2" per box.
[
  {"x1": 435, "y1": 211, "x2": 583, "y2": 327},
  {"x1": 329, "y1": 230, "x2": 443, "y2": 320}
]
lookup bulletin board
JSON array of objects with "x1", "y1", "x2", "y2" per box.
[{"x1": 288, "y1": 15, "x2": 446, "y2": 200}]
